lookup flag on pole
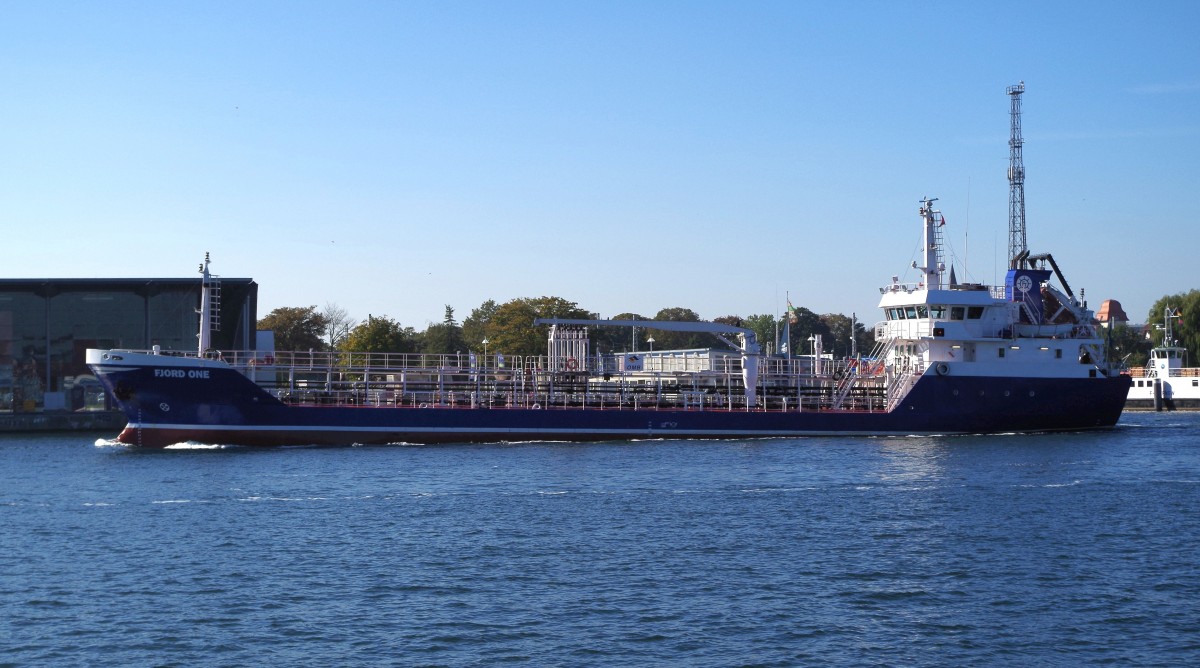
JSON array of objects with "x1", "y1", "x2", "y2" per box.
[
  {"x1": 787, "y1": 299, "x2": 798, "y2": 324},
  {"x1": 939, "y1": 214, "x2": 947, "y2": 227}
]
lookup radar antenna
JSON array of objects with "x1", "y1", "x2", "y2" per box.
[{"x1": 1007, "y1": 81, "x2": 1027, "y2": 269}]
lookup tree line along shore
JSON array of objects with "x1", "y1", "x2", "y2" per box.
[{"x1": 258, "y1": 289, "x2": 1200, "y2": 367}]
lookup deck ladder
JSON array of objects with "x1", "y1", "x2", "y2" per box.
[
  {"x1": 831, "y1": 336, "x2": 897, "y2": 409},
  {"x1": 206, "y1": 275, "x2": 222, "y2": 332}
]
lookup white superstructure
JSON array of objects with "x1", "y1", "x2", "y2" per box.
[{"x1": 871, "y1": 198, "x2": 1111, "y2": 406}]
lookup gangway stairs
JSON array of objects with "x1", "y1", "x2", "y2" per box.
[
  {"x1": 886, "y1": 368, "x2": 919, "y2": 412},
  {"x1": 831, "y1": 335, "x2": 896, "y2": 409}
]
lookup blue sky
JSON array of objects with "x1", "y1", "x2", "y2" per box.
[{"x1": 3, "y1": 1, "x2": 1197, "y2": 331}]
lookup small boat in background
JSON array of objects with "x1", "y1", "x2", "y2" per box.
[{"x1": 1126, "y1": 307, "x2": 1200, "y2": 411}]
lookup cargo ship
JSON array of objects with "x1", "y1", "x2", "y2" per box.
[
  {"x1": 86, "y1": 196, "x2": 1129, "y2": 447},
  {"x1": 86, "y1": 84, "x2": 1130, "y2": 447}
]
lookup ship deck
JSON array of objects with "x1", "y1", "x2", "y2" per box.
[{"x1": 213, "y1": 349, "x2": 892, "y2": 414}]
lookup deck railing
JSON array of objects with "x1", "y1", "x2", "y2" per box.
[
  {"x1": 181, "y1": 349, "x2": 890, "y2": 413},
  {"x1": 1126, "y1": 367, "x2": 1200, "y2": 379},
  {"x1": 115, "y1": 347, "x2": 893, "y2": 413}
]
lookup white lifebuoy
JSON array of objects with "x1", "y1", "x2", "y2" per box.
[
  {"x1": 419, "y1": 402, "x2": 429, "y2": 408},
  {"x1": 532, "y1": 403, "x2": 541, "y2": 410},
  {"x1": 935, "y1": 362, "x2": 950, "y2": 376},
  {"x1": 565, "y1": 357, "x2": 578, "y2": 371}
]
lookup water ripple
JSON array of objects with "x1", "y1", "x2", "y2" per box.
[{"x1": 3, "y1": 413, "x2": 1200, "y2": 665}]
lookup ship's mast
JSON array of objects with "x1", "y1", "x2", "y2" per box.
[
  {"x1": 1007, "y1": 81, "x2": 1027, "y2": 269},
  {"x1": 1158, "y1": 306, "x2": 1182, "y2": 348},
  {"x1": 198, "y1": 253, "x2": 213, "y2": 355},
  {"x1": 915, "y1": 197, "x2": 945, "y2": 290}
]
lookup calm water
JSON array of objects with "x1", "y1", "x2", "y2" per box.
[{"x1": 3, "y1": 412, "x2": 1199, "y2": 666}]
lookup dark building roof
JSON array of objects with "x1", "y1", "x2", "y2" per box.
[
  {"x1": 0, "y1": 277, "x2": 260, "y2": 351},
  {"x1": 0, "y1": 277, "x2": 255, "y2": 294}
]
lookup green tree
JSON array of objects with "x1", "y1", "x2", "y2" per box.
[
  {"x1": 593, "y1": 312, "x2": 648, "y2": 353},
  {"x1": 1106, "y1": 322, "x2": 1152, "y2": 368},
  {"x1": 649, "y1": 307, "x2": 707, "y2": 350},
  {"x1": 1148, "y1": 289, "x2": 1200, "y2": 363},
  {"x1": 258, "y1": 306, "x2": 328, "y2": 351},
  {"x1": 487, "y1": 300, "x2": 542, "y2": 356},
  {"x1": 743, "y1": 314, "x2": 780, "y2": 354},
  {"x1": 856, "y1": 317, "x2": 876, "y2": 357},
  {"x1": 481, "y1": 296, "x2": 595, "y2": 357},
  {"x1": 814, "y1": 313, "x2": 876, "y2": 358},
  {"x1": 713, "y1": 315, "x2": 751, "y2": 351},
  {"x1": 526, "y1": 296, "x2": 594, "y2": 321},
  {"x1": 341, "y1": 315, "x2": 417, "y2": 353},
  {"x1": 422, "y1": 305, "x2": 466, "y2": 354},
  {"x1": 462, "y1": 299, "x2": 499, "y2": 351},
  {"x1": 781, "y1": 305, "x2": 827, "y2": 357}
]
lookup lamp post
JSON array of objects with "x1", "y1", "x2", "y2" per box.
[
  {"x1": 482, "y1": 338, "x2": 489, "y2": 367},
  {"x1": 647, "y1": 336, "x2": 655, "y2": 351}
]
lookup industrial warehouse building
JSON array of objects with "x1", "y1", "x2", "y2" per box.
[{"x1": 0, "y1": 277, "x2": 257, "y2": 414}]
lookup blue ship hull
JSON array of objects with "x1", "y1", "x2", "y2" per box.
[{"x1": 91, "y1": 362, "x2": 1131, "y2": 447}]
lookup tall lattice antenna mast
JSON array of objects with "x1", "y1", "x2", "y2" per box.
[{"x1": 1007, "y1": 81, "x2": 1026, "y2": 269}]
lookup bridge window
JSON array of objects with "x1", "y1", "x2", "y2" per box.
[
  {"x1": 905, "y1": 306, "x2": 918, "y2": 319},
  {"x1": 968, "y1": 306, "x2": 984, "y2": 319},
  {"x1": 930, "y1": 305, "x2": 946, "y2": 318},
  {"x1": 917, "y1": 305, "x2": 928, "y2": 318},
  {"x1": 950, "y1": 307, "x2": 965, "y2": 320}
]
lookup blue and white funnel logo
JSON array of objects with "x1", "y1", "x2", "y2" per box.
[{"x1": 1015, "y1": 275, "x2": 1033, "y2": 294}]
